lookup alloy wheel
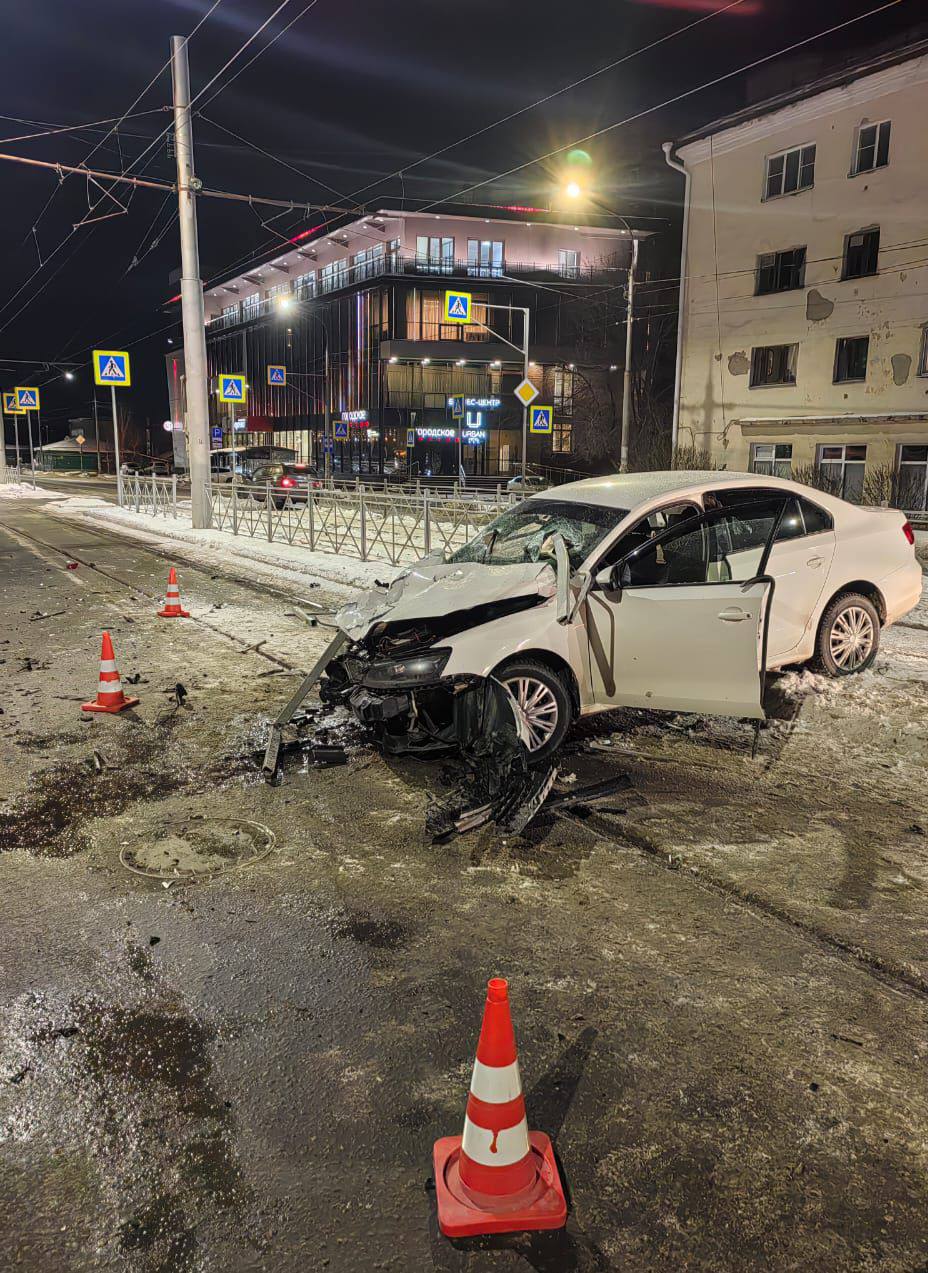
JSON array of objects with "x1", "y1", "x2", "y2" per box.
[
  {"x1": 504, "y1": 675, "x2": 560, "y2": 751},
  {"x1": 829, "y1": 605, "x2": 875, "y2": 671}
]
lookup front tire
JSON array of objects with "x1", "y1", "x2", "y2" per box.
[
  {"x1": 495, "y1": 659, "x2": 573, "y2": 760},
  {"x1": 813, "y1": 592, "x2": 880, "y2": 676}
]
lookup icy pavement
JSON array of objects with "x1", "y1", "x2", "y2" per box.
[{"x1": 2, "y1": 499, "x2": 928, "y2": 1271}]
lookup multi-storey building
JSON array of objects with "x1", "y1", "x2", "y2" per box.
[
  {"x1": 666, "y1": 39, "x2": 928, "y2": 508},
  {"x1": 165, "y1": 208, "x2": 634, "y2": 478}
]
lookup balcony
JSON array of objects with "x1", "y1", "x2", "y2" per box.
[{"x1": 206, "y1": 255, "x2": 621, "y2": 330}]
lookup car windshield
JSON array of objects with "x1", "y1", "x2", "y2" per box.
[{"x1": 450, "y1": 499, "x2": 625, "y2": 571}]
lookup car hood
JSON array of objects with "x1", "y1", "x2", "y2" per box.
[{"x1": 334, "y1": 560, "x2": 558, "y2": 640}]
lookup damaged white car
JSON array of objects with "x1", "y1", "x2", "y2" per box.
[{"x1": 308, "y1": 471, "x2": 922, "y2": 762}]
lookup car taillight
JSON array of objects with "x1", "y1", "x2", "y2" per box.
[
  {"x1": 903, "y1": 520, "x2": 915, "y2": 545},
  {"x1": 280, "y1": 477, "x2": 294, "y2": 487}
]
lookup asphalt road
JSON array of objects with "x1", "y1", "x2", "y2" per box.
[
  {"x1": 30, "y1": 473, "x2": 121, "y2": 501},
  {"x1": 1, "y1": 495, "x2": 928, "y2": 1272}
]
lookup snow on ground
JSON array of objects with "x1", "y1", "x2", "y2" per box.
[
  {"x1": 50, "y1": 495, "x2": 405, "y2": 596},
  {"x1": 0, "y1": 481, "x2": 66, "y2": 501}
]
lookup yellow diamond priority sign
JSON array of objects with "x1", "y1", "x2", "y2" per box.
[{"x1": 514, "y1": 378, "x2": 539, "y2": 408}]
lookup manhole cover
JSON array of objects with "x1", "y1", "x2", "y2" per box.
[{"x1": 120, "y1": 819, "x2": 275, "y2": 882}]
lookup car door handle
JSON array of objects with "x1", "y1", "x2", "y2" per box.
[
  {"x1": 718, "y1": 607, "x2": 751, "y2": 622},
  {"x1": 806, "y1": 555, "x2": 824, "y2": 568}
]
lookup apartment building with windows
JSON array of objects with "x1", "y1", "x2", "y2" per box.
[
  {"x1": 666, "y1": 39, "x2": 928, "y2": 507},
  {"x1": 165, "y1": 208, "x2": 633, "y2": 478}
]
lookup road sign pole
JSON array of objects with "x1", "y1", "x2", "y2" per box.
[
  {"x1": 521, "y1": 308, "x2": 530, "y2": 483},
  {"x1": 229, "y1": 400, "x2": 236, "y2": 486},
  {"x1": 26, "y1": 411, "x2": 36, "y2": 487},
  {"x1": 619, "y1": 236, "x2": 638, "y2": 474},
  {"x1": 171, "y1": 34, "x2": 210, "y2": 529},
  {"x1": 323, "y1": 339, "x2": 331, "y2": 485},
  {"x1": 111, "y1": 386, "x2": 124, "y2": 504},
  {"x1": 0, "y1": 406, "x2": 7, "y2": 484}
]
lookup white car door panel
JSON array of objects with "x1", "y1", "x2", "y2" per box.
[
  {"x1": 585, "y1": 581, "x2": 769, "y2": 719},
  {"x1": 764, "y1": 530, "x2": 836, "y2": 661}
]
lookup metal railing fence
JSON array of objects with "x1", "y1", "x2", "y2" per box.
[
  {"x1": 203, "y1": 482, "x2": 505, "y2": 566},
  {"x1": 122, "y1": 474, "x2": 179, "y2": 518}
]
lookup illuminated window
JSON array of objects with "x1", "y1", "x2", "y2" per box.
[
  {"x1": 467, "y1": 239, "x2": 504, "y2": 277},
  {"x1": 552, "y1": 422, "x2": 573, "y2": 453}
]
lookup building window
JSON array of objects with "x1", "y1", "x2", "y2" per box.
[
  {"x1": 558, "y1": 248, "x2": 579, "y2": 278},
  {"x1": 755, "y1": 247, "x2": 806, "y2": 295},
  {"x1": 897, "y1": 445, "x2": 928, "y2": 511},
  {"x1": 853, "y1": 120, "x2": 891, "y2": 175},
  {"x1": 552, "y1": 422, "x2": 573, "y2": 453},
  {"x1": 920, "y1": 328, "x2": 928, "y2": 376},
  {"x1": 750, "y1": 344, "x2": 798, "y2": 387},
  {"x1": 764, "y1": 144, "x2": 815, "y2": 199},
  {"x1": 220, "y1": 302, "x2": 240, "y2": 326},
  {"x1": 242, "y1": 293, "x2": 261, "y2": 320},
  {"x1": 352, "y1": 243, "x2": 384, "y2": 281},
  {"x1": 842, "y1": 228, "x2": 879, "y2": 279},
  {"x1": 553, "y1": 367, "x2": 575, "y2": 412},
  {"x1": 266, "y1": 282, "x2": 290, "y2": 300},
  {"x1": 416, "y1": 236, "x2": 454, "y2": 274},
  {"x1": 467, "y1": 239, "x2": 504, "y2": 278},
  {"x1": 834, "y1": 335, "x2": 869, "y2": 383},
  {"x1": 319, "y1": 258, "x2": 349, "y2": 293},
  {"x1": 293, "y1": 270, "x2": 315, "y2": 299},
  {"x1": 818, "y1": 444, "x2": 866, "y2": 502},
  {"x1": 750, "y1": 442, "x2": 793, "y2": 477},
  {"x1": 386, "y1": 238, "x2": 401, "y2": 269}
]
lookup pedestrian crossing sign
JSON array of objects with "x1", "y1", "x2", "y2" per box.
[
  {"x1": 444, "y1": 290, "x2": 472, "y2": 323},
  {"x1": 218, "y1": 374, "x2": 246, "y2": 403},
  {"x1": 267, "y1": 364, "x2": 287, "y2": 386},
  {"x1": 92, "y1": 350, "x2": 131, "y2": 387},
  {"x1": 406, "y1": 429, "x2": 416, "y2": 446},
  {"x1": 529, "y1": 404, "x2": 553, "y2": 434},
  {"x1": 15, "y1": 387, "x2": 40, "y2": 411},
  {"x1": 334, "y1": 419, "x2": 349, "y2": 440},
  {"x1": 3, "y1": 391, "x2": 26, "y2": 415}
]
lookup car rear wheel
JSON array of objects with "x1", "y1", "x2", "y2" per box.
[
  {"x1": 813, "y1": 592, "x2": 880, "y2": 676},
  {"x1": 496, "y1": 659, "x2": 573, "y2": 760}
]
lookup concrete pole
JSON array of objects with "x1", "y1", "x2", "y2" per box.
[
  {"x1": 26, "y1": 410, "x2": 36, "y2": 486},
  {"x1": 171, "y1": 34, "x2": 210, "y2": 528},
  {"x1": 0, "y1": 406, "x2": 8, "y2": 483},
  {"x1": 619, "y1": 236, "x2": 639, "y2": 474}
]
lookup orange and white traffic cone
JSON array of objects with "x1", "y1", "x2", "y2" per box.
[
  {"x1": 82, "y1": 631, "x2": 139, "y2": 714},
  {"x1": 433, "y1": 977, "x2": 567, "y2": 1237},
  {"x1": 158, "y1": 567, "x2": 189, "y2": 618}
]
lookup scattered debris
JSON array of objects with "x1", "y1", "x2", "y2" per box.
[
  {"x1": 171, "y1": 683, "x2": 188, "y2": 707},
  {"x1": 29, "y1": 609, "x2": 66, "y2": 622},
  {"x1": 66, "y1": 561, "x2": 79, "y2": 570},
  {"x1": 124, "y1": 672, "x2": 143, "y2": 685},
  {"x1": 88, "y1": 749, "x2": 106, "y2": 774},
  {"x1": 303, "y1": 744, "x2": 348, "y2": 769}
]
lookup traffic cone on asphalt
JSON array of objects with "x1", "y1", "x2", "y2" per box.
[
  {"x1": 158, "y1": 567, "x2": 189, "y2": 618},
  {"x1": 433, "y1": 977, "x2": 567, "y2": 1237},
  {"x1": 81, "y1": 631, "x2": 139, "y2": 714}
]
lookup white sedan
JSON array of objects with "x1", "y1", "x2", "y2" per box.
[{"x1": 332, "y1": 471, "x2": 923, "y2": 758}]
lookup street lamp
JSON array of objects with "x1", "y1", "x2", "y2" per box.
[
  {"x1": 277, "y1": 295, "x2": 332, "y2": 482},
  {"x1": 560, "y1": 178, "x2": 639, "y2": 473}
]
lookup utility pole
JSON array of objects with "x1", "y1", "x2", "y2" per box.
[
  {"x1": 0, "y1": 404, "x2": 8, "y2": 483},
  {"x1": 619, "y1": 236, "x2": 639, "y2": 474},
  {"x1": 323, "y1": 339, "x2": 331, "y2": 485},
  {"x1": 93, "y1": 391, "x2": 102, "y2": 473},
  {"x1": 171, "y1": 34, "x2": 210, "y2": 528}
]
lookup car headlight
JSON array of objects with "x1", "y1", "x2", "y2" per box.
[{"x1": 362, "y1": 648, "x2": 452, "y2": 688}]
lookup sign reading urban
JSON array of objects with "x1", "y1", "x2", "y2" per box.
[
  {"x1": 93, "y1": 349, "x2": 131, "y2": 387},
  {"x1": 218, "y1": 374, "x2": 246, "y2": 404},
  {"x1": 14, "y1": 387, "x2": 40, "y2": 411},
  {"x1": 529, "y1": 404, "x2": 553, "y2": 434},
  {"x1": 514, "y1": 378, "x2": 539, "y2": 408},
  {"x1": 267, "y1": 365, "x2": 287, "y2": 386},
  {"x1": 443, "y1": 290, "x2": 472, "y2": 324}
]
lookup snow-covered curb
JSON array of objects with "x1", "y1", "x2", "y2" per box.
[
  {"x1": 0, "y1": 480, "x2": 66, "y2": 501},
  {"x1": 51, "y1": 495, "x2": 405, "y2": 597}
]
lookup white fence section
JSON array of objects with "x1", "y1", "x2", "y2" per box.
[
  {"x1": 203, "y1": 483, "x2": 506, "y2": 566},
  {"x1": 122, "y1": 474, "x2": 179, "y2": 518}
]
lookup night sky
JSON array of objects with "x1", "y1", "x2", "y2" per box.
[{"x1": 2, "y1": 0, "x2": 921, "y2": 446}]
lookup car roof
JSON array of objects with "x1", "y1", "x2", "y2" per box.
[{"x1": 529, "y1": 470, "x2": 843, "y2": 513}]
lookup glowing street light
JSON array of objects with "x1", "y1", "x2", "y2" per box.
[{"x1": 565, "y1": 181, "x2": 582, "y2": 200}]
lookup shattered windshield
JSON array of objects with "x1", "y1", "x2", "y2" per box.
[{"x1": 450, "y1": 500, "x2": 625, "y2": 571}]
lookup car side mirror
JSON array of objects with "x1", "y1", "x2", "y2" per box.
[{"x1": 594, "y1": 564, "x2": 622, "y2": 596}]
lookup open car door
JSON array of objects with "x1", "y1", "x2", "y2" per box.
[{"x1": 584, "y1": 500, "x2": 786, "y2": 720}]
